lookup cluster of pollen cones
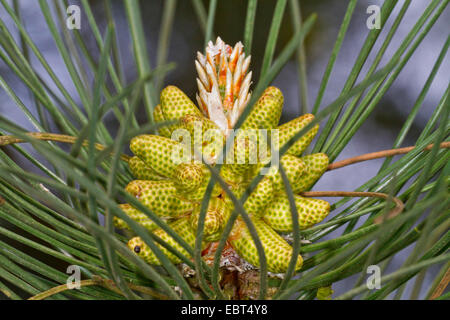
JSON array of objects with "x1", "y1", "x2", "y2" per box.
[{"x1": 114, "y1": 38, "x2": 331, "y2": 278}]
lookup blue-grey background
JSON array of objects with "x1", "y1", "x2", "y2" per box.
[{"x1": 0, "y1": 0, "x2": 448, "y2": 299}]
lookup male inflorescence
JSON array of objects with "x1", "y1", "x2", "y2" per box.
[{"x1": 114, "y1": 38, "x2": 331, "y2": 274}]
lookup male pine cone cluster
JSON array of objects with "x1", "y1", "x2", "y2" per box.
[{"x1": 115, "y1": 38, "x2": 331, "y2": 273}]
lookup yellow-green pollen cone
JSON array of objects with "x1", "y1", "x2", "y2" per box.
[{"x1": 117, "y1": 37, "x2": 331, "y2": 273}]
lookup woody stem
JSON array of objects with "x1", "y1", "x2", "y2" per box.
[
  {"x1": 326, "y1": 142, "x2": 450, "y2": 171},
  {"x1": 0, "y1": 132, "x2": 131, "y2": 162},
  {"x1": 27, "y1": 276, "x2": 169, "y2": 300}
]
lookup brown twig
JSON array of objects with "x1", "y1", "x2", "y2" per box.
[
  {"x1": 28, "y1": 276, "x2": 169, "y2": 300},
  {"x1": 429, "y1": 267, "x2": 450, "y2": 300},
  {"x1": 0, "y1": 132, "x2": 131, "y2": 162},
  {"x1": 327, "y1": 142, "x2": 450, "y2": 171},
  {"x1": 300, "y1": 191, "x2": 404, "y2": 224}
]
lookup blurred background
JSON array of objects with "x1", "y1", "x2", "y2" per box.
[{"x1": 0, "y1": 0, "x2": 449, "y2": 298}]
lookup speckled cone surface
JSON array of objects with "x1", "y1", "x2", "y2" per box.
[{"x1": 116, "y1": 38, "x2": 331, "y2": 274}]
